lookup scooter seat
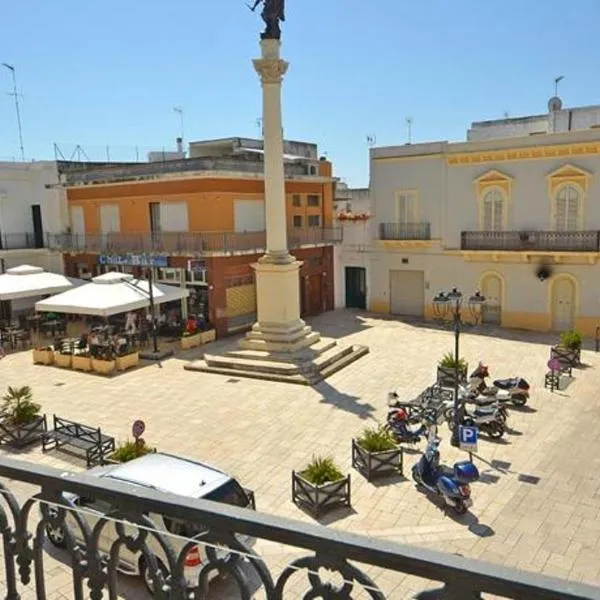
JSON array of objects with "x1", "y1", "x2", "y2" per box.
[
  {"x1": 472, "y1": 406, "x2": 496, "y2": 417},
  {"x1": 494, "y1": 378, "x2": 518, "y2": 389}
]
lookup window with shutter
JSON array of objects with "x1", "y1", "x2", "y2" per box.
[
  {"x1": 395, "y1": 192, "x2": 417, "y2": 224},
  {"x1": 554, "y1": 185, "x2": 580, "y2": 231},
  {"x1": 481, "y1": 189, "x2": 505, "y2": 231}
]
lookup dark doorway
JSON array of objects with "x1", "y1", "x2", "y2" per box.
[
  {"x1": 31, "y1": 205, "x2": 44, "y2": 248},
  {"x1": 345, "y1": 266, "x2": 366, "y2": 309}
]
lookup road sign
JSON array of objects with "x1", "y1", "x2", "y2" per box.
[
  {"x1": 547, "y1": 358, "x2": 561, "y2": 372},
  {"x1": 459, "y1": 425, "x2": 478, "y2": 452},
  {"x1": 132, "y1": 420, "x2": 145, "y2": 439}
]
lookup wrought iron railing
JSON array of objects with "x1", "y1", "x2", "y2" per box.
[
  {"x1": 46, "y1": 228, "x2": 342, "y2": 255},
  {"x1": 461, "y1": 230, "x2": 600, "y2": 252},
  {"x1": 0, "y1": 232, "x2": 43, "y2": 250},
  {"x1": 0, "y1": 456, "x2": 597, "y2": 599},
  {"x1": 379, "y1": 222, "x2": 431, "y2": 241}
]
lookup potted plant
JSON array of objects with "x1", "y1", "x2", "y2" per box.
[
  {"x1": 352, "y1": 426, "x2": 403, "y2": 481},
  {"x1": 552, "y1": 330, "x2": 582, "y2": 367},
  {"x1": 292, "y1": 455, "x2": 351, "y2": 518},
  {"x1": 91, "y1": 346, "x2": 116, "y2": 375},
  {"x1": 106, "y1": 438, "x2": 155, "y2": 464},
  {"x1": 72, "y1": 351, "x2": 93, "y2": 372},
  {"x1": 180, "y1": 329, "x2": 201, "y2": 350},
  {"x1": 437, "y1": 353, "x2": 468, "y2": 387},
  {"x1": 0, "y1": 386, "x2": 47, "y2": 448},
  {"x1": 32, "y1": 345, "x2": 54, "y2": 366}
]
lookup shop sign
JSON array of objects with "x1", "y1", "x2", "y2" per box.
[{"x1": 98, "y1": 254, "x2": 169, "y2": 268}]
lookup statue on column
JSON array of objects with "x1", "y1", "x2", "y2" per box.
[{"x1": 249, "y1": 0, "x2": 285, "y2": 40}]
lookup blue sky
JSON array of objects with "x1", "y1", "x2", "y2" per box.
[{"x1": 1, "y1": 0, "x2": 599, "y2": 186}]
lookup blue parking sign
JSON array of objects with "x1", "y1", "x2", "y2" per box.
[{"x1": 459, "y1": 425, "x2": 478, "y2": 452}]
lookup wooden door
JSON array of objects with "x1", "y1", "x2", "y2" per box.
[
  {"x1": 481, "y1": 275, "x2": 502, "y2": 325},
  {"x1": 552, "y1": 278, "x2": 575, "y2": 331}
]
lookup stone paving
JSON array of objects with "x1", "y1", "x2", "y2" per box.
[{"x1": 1, "y1": 309, "x2": 600, "y2": 599}]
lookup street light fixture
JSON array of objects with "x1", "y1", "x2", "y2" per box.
[{"x1": 432, "y1": 287, "x2": 486, "y2": 446}]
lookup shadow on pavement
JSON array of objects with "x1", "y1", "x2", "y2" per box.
[{"x1": 315, "y1": 380, "x2": 376, "y2": 420}]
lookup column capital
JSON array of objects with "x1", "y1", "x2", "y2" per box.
[{"x1": 253, "y1": 57, "x2": 289, "y2": 85}]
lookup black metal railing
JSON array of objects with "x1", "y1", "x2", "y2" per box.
[
  {"x1": 379, "y1": 222, "x2": 431, "y2": 241},
  {"x1": 0, "y1": 456, "x2": 597, "y2": 599},
  {"x1": 461, "y1": 230, "x2": 600, "y2": 252},
  {"x1": 0, "y1": 232, "x2": 43, "y2": 250},
  {"x1": 46, "y1": 228, "x2": 342, "y2": 255}
]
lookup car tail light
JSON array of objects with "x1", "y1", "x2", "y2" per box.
[
  {"x1": 459, "y1": 485, "x2": 471, "y2": 497},
  {"x1": 184, "y1": 546, "x2": 203, "y2": 567}
]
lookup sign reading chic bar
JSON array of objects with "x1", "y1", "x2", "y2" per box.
[{"x1": 98, "y1": 254, "x2": 169, "y2": 268}]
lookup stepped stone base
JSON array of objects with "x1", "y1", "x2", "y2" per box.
[{"x1": 185, "y1": 337, "x2": 369, "y2": 385}]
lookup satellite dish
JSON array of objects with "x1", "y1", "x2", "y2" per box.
[
  {"x1": 548, "y1": 96, "x2": 563, "y2": 112},
  {"x1": 535, "y1": 261, "x2": 553, "y2": 282}
]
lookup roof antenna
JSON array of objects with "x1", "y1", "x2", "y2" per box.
[
  {"x1": 406, "y1": 117, "x2": 413, "y2": 144},
  {"x1": 554, "y1": 75, "x2": 565, "y2": 98},
  {"x1": 366, "y1": 134, "x2": 376, "y2": 147}
]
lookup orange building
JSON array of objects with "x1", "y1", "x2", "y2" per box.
[{"x1": 51, "y1": 138, "x2": 340, "y2": 338}]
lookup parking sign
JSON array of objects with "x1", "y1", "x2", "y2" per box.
[{"x1": 459, "y1": 425, "x2": 478, "y2": 452}]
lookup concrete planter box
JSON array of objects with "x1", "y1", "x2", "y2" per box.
[
  {"x1": 54, "y1": 353, "x2": 72, "y2": 369},
  {"x1": 181, "y1": 333, "x2": 201, "y2": 350},
  {"x1": 0, "y1": 414, "x2": 47, "y2": 448},
  {"x1": 91, "y1": 358, "x2": 116, "y2": 375},
  {"x1": 200, "y1": 329, "x2": 216, "y2": 344},
  {"x1": 32, "y1": 349, "x2": 54, "y2": 365},
  {"x1": 116, "y1": 352, "x2": 139, "y2": 371},
  {"x1": 292, "y1": 471, "x2": 351, "y2": 518},
  {"x1": 437, "y1": 364, "x2": 468, "y2": 387},
  {"x1": 351, "y1": 438, "x2": 403, "y2": 482},
  {"x1": 72, "y1": 355, "x2": 92, "y2": 372}
]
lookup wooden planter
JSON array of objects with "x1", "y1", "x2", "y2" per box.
[
  {"x1": 0, "y1": 414, "x2": 47, "y2": 448},
  {"x1": 72, "y1": 355, "x2": 92, "y2": 372},
  {"x1": 292, "y1": 471, "x2": 351, "y2": 518},
  {"x1": 32, "y1": 349, "x2": 54, "y2": 365},
  {"x1": 91, "y1": 358, "x2": 116, "y2": 375},
  {"x1": 180, "y1": 333, "x2": 201, "y2": 350},
  {"x1": 437, "y1": 364, "x2": 468, "y2": 387},
  {"x1": 200, "y1": 329, "x2": 216, "y2": 344},
  {"x1": 116, "y1": 352, "x2": 139, "y2": 371},
  {"x1": 351, "y1": 439, "x2": 403, "y2": 482},
  {"x1": 54, "y1": 353, "x2": 72, "y2": 369}
]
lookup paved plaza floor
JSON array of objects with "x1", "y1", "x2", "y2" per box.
[{"x1": 1, "y1": 309, "x2": 600, "y2": 598}]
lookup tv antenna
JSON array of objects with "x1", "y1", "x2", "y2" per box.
[
  {"x1": 173, "y1": 106, "x2": 184, "y2": 141},
  {"x1": 554, "y1": 75, "x2": 564, "y2": 98},
  {"x1": 406, "y1": 117, "x2": 413, "y2": 144},
  {"x1": 366, "y1": 133, "x2": 376, "y2": 147},
  {"x1": 2, "y1": 63, "x2": 25, "y2": 161},
  {"x1": 256, "y1": 117, "x2": 263, "y2": 136}
]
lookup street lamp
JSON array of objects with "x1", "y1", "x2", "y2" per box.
[{"x1": 432, "y1": 287, "x2": 486, "y2": 446}]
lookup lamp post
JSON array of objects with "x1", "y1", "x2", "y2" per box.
[{"x1": 432, "y1": 287, "x2": 486, "y2": 447}]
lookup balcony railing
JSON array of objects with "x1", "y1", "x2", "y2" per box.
[
  {"x1": 0, "y1": 456, "x2": 597, "y2": 599},
  {"x1": 461, "y1": 230, "x2": 600, "y2": 252},
  {"x1": 46, "y1": 228, "x2": 342, "y2": 255},
  {"x1": 0, "y1": 232, "x2": 44, "y2": 250},
  {"x1": 379, "y1": 222, "x2": 431, "y2": 241}
]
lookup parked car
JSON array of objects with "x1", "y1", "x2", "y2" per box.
[{"x1": 43, "y1": 452, "x2": 256, "y2": 594}]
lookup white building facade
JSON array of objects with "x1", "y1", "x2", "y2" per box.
[{"x1": 360, "y1": 102, "x2": 600, "y2": 337}]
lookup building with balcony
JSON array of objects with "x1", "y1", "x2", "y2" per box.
[
  {"x1": 366, "y1": 99, "x2": 600, "y2": 336},
  {"x1": 0, "y1": 161, "x2": 68, "y2": 319},
  {"x1": 51, "y1": 138, "x2": 340, "y2": 338}
]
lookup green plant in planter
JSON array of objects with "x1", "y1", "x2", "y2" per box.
[
  {"x1": 2, "y1": 386, "x2": 41, "y2": 426},
  {"x1": 110, "y1": 439, "x2": 154, "y2": 463},
  {"x1": 301, "y1": 455, "x2": 344, "y2": 486},
  {"x1": 357, "y1": 426, "x2": 397, "y2": 453},
  {"x1": 560, "y1": 330, "x2": 582, "y2": 350},
  {"x1": 439, "y1": 353, "x2": 467, "y2": 370}
]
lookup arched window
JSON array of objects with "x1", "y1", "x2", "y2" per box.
[
  {"x1": 554, "y1": 184, "x2": 581, "y2": 231},
  {"x1": 481, "y1": 189, "x2": 505, "y2": 231}
]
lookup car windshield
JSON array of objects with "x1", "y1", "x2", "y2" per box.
[{"x1": 204, "y1": 479, "x2": 249, "y2": 508}]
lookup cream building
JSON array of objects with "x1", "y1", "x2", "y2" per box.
[{"x1": 365, "y1": 101, "x2": 600, "y2": 337}]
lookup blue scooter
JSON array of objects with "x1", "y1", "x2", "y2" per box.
[{"x1": 411, "y1": 433, "x2": 479, "y2": 515}]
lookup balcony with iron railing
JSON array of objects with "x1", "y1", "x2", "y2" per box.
[
  {"x1": 0, "y1": 232, "x2": 45, "y2": 251},
  {"x1": 461, "y1": 230, "x2": 600, "y2": 252},
  {"x1": 379, "y1": 222, "x2": 432, "y2": 241},
  {"x1": 0, "y1": 456, "x2": 597, "y2": 599},
  {"x1": 46, "y1": 228, "x2": 343, "y2": 256}
]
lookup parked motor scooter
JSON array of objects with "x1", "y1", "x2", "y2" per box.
[
  {"x1": 386, "y1": 406, "x2": 438, "y2": 444},
  {"x1": 445, "y1": 390, "x2": 506, "y2": 439},
  {"x1": 469, "y1": 363, "x2": 530, "y2": 407},
  {"x1": 411, "y1": 433, "x2": 480, "y2": 515}
]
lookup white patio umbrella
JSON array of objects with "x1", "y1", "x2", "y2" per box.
[
  {"x1": 34, "y1": 271, "x2": 190, "y2": 317},
  {"x1": 0, "y1": 265, "x2": 82, "y2": 301}
]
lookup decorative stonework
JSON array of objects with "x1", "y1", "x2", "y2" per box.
[
  {"x1": 473, "y1": 168, "x2": 513, "y2": 196},
  {"x1": 253, "y1": 57, "x2": 289, "y2": 84},
  {"x1": 547, "y1": 163, "x2": 592, "y2": 195}
]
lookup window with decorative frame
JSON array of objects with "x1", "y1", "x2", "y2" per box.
[
  {"x1": 553, "y1": 184, "x2": 582, "y2": 231},
  {"x1": 480, "y1": 188, "x2": 506, "y2": 231}
]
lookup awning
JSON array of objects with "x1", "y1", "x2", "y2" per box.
[
  {"x1": 0, "y1": 265, "x2": 82, "y2": 301},
  {"x1": 35, "y1": 271, "x2": 190, "y2": 317}
]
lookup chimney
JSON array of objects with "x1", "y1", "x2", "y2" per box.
[{"x1": 176, "y1": 137, "x2": 184, "y2": 154}]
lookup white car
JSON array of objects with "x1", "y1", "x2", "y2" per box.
[{"x1": 43, "y1": 452, "x2": 255, "y2": 594}]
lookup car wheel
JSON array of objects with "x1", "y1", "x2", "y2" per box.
[
  {"x1": 45, "y1": 523, "x2": 67, "y2": 548},
  {"x1": 139, "y1": 557, "x2": 169, "y2": 596}
]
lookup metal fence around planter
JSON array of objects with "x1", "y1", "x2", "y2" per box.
[
  {"x1": 351, "y1": 439, "x2": 403, "y2": 482},
  {"x1": 291, "y1": 470, "x2": 351, "y2": 518},
  {"x1": 0, "y1": 457, "x2": 598, "y2": 599},
  {"x1": 436, "y1": 365, "x2": 468, "y2": 388},
  {"x1": 0, "y1": 413, "x2": 47, "y2": 449}
]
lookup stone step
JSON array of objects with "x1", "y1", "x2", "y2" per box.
[
  {"x1": 245, "y1": 325, "x2": 313, "y2": 342},
  {"x1": 225, "y1": 337, "x2": 337, "y2": 363},
  {"x1": 239, "y1": 331, "x2": 321, "y2": 353},
  {"x1": 203, "y1": 354, "x2": 301, "y2": 375}
]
